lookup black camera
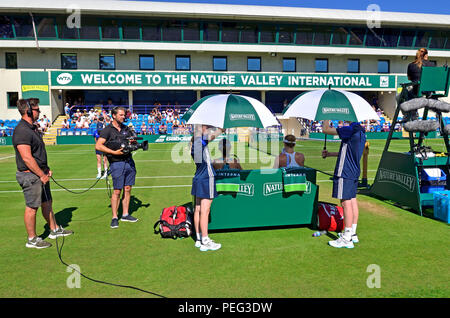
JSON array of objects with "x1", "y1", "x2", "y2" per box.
[
  {"x1": 105, "y1": 127, "x2": 149, "y2": 155},
  {"x1": 119, "y1": 128, "x2": 149, "y2": 155}
]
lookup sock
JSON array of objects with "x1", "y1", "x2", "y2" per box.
[
  {"x1": 97, "y1": 167, "x2": 101, "y2": 174},
  {"x1": 343, "y1": 228, "x2": 352, "y2": 241},
  {"x1": 352, "y1": 224, "x2": 358, "y2": 235},
  {"x1": 196, "y1": 233, "x2": 202, "y2": 241},
  {"x1": 202, "y1": 236, "x2": 210, "y2": 244}
]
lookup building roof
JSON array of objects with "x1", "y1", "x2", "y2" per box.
[{"x1": 1, "y1": 0, "x2": 450, "y2": 28}]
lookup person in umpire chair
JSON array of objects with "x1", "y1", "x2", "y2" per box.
[
  {"x1": 13, "y1": 98, "x2": 73, "y2": 249},
  {"x1": 95, "y1": 107, "x2": 139, "y2": 229}
]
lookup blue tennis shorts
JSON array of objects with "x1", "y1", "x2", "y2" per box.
[
  {"x1": 332, "y1": 177, "x2": 358, "y2": 200},
  {"x1": 109, "y1": 160, "x2": 136, "y2": 190},
  {"x1": 191, "y1": 176, "x2": 217, "y2": 199}
]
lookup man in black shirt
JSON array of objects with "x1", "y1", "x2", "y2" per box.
[
  {"x1": 95, "y1": 107, "x2": 138, "y2": 229},
  {"x1": 13, "y1": 98, "x2": 73, "y2": 249}
]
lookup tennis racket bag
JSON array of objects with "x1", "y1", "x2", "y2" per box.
[
  {"x1": 153, "y1": 206, "x2": 192, "y2": 239},
  {"x1": 317, "y1": 202, "x2": 345, "y2": 232}
]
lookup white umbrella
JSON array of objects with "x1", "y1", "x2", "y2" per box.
[
  {"x1": 283, "y1": 89, "x2": 380, "y2": 122},
  {"x1": 182, "y1": 94, "x2": 279, "y2": 128}
]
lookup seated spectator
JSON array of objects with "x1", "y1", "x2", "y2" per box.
[
  {"x1": 62, "y1": 119, "x2": 70, "y2": 129},
  {"x1": 38, "y1": 118, "x2": 48, "y2": 132},
  {"x1": 0, "y1": 123, "x2": 7, "y2": 136},
  {"x1": 83, "y1": 120, "x2": 90, "y2": 129},
  {"x1": 159, "y1": 123, "x2": 167, "y2": 134},
  {"x1": 140, "y1": 123, "x2": 147, "y2": 135},
  {"x1": 75, "y1": 118, "x2": 83, "y2": 129},
  {"x1": 213, "y1": 138, "x2": 242, "y2": 170}
]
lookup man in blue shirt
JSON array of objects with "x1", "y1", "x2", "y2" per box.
[{"x1": 322, "y1": 120, "x2": 366, "y2": 249}]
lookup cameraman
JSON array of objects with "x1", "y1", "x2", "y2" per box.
[{"x1": 95, "y1": 107, "x2": 138, "y2": 229}]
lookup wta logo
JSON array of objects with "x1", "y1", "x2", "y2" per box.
[{"x1": 56, "y1": 73, "x2": 73, "y2": 85}]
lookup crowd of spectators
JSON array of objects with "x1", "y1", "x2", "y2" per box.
[{"x1": 61, "y1": 103, "x2": 192, "y2": 135}]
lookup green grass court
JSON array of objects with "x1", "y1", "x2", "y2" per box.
[{"x1": 0, "y1": 139, "x2": 448, "y2": 298}]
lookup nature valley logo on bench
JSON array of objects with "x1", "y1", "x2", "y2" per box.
[
  {"x1": 377, "y1": 168, "x2": 416, "y2": 192},
  {"x1": 239, "y1": 183, "x2": 254, "y2": 196},
  {"x1": 322, "y1": 107, "x2": 350, "y2": 115},
  {"x1": 229, "y1": 114, "x2": 256, "y2": 121},
  {"x1": 263, "y1": 182, "x2": 283, "y2": 196}
]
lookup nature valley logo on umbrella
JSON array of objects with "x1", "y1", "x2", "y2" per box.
[
  {"x1": 229, "y1": 114, "x2": 256, "y2": 121},
  {"x1": 321, "y1": 107, "x2": 350, "y2": 115},
  {"x1": 239, "y1": 183, "x2": 254, "y2": 196}
]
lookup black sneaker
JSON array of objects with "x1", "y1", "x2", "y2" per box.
[
  {"x1": 121, "y1": 215, "x2": 138, "y2": 223},
  {"x1": 110, "y1": 218, "x2": 119, "y2": 229}
]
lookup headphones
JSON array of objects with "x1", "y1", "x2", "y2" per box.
[{"x1": 26, "y1": 100, "x2": 33, "y2": 118}]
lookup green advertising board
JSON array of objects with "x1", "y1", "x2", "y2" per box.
[
  {"x1": 209, "y1": 167, "x2": 318, "y2": 230},
  {"x1": 0, "y1": 137, "x2": 12, "y2": 146},
  {"x1": 51, "y1": 71, "x2": 396, "y2": 89},
  {"x1": 21, "y1": 71, "x2": 50, "y2": 105},
  {"x1": 370, "y1": 151, "x2": 421, "y2": 212}
]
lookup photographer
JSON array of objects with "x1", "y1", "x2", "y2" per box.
[
  {"x1": 95, "y1": 107, "x2": 139, "y2": 229},
  {"x1": 13, "y1": 98, "x2": 73, "y2": 249}
]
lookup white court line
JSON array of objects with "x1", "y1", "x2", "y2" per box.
[
  {"x1": 0, "y1": 175, "x2": 193, "y2": 183},
  {"x1": 0, "y1": 184, "x2": 192, "y2": 193},
  {"x1": 0, "y1": 155, "x2": 14, "y2": 161}
]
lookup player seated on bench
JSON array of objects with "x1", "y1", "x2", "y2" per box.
[
  {"x1": 213, "y1": 138, "x2": 242, "y2": 170},
  {"x1": 273, "y1": 135, "x2": 305, "y2": 168}
]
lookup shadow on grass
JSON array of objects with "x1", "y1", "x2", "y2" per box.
[
  {"x1": 41, "y1": 207, "x2": 77, "y2": 239},
  {"x1": 110, "y1": 195, "x2": 151, "y2": 219}
]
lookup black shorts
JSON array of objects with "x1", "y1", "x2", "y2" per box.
[{"x1": 16, "y1": 171, "x2": 52, "y2": 208}]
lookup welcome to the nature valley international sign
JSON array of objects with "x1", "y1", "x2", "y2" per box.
[{"x1": 50, "y1": 71, "x2": 396, "y2": 89}]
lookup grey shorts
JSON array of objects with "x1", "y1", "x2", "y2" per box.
[{"x1": 16, "y1": 172, "x2": 52, "y2": 208}]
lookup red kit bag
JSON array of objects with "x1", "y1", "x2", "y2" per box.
[
  {"x1": 153, "y1": 206, "x2": 192, "y2": 239},
  {"x1": 317, "y1": 203, "x2": 345, "y2": 232}
]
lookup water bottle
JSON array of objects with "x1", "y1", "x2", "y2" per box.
[{"x1": 312, "y1": 230, "x2": 327, "y2": 237}]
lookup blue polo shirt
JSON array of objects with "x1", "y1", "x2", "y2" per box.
[
  {"x1": 333, "y1": 123, "x2": 366, "y2": 180},
  {"x1": 191, "y1": 137, "x2": 215, "y2": 180}
]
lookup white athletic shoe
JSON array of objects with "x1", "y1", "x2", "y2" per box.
[
  {"x1": 200, "y1": 238, "x2": 221, "y2": 252},
  {"x1": 96, "y1": 173, "x2": 102, "y2": 179},
  {"x1": 352, "y1": 234, "x2": 359, "y2": 243},
  {"x1": 195, "y1": 240, "x2": 202, "y2": 248},
  {"x1": 101, "y1": 172, "x2": 108, "y2": 179},
  {"x1": 329, "y1": 235, "x2": 354, "y2": 249}
]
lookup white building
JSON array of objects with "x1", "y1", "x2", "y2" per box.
[{"x1": 0, "y1": 0, "x2": 449, "y2": 121}]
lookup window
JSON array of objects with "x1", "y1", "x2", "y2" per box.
[
  {"x1": 332, "y1": 27, "x2": 349, "y2": 45},
  {"x1": 61, "y1": 53, "x2": 77, "y2": 69},
  {"x1": 203, "y1": 23, "x2": 219, "y2": 41},
  {"x1": 240, "y1": 24, "x2": 258, "y2": 43},
  {"x1": 347, "y1": 59, "x2": 360, "y2": 73},
  {"x1": 35, "y1": 17, "x2": 56, "y2": 38},
  {"x1": 7, "y1": 92, "x2": 19, "y2": 108},
  {"x1": 13, "y1": 16, "x2": 34, "y2": 38},
  {"x1": 260, "y1": 25, "x2": 277, "y2": 43},
  {"x1": 140, "y1": 55, "x2": 155, "y2": 70},
  {"x1": 183, "y1": 22, "x2": 200, "y2": 41},
  {"x1": 142, "y1": 22, "x2": 161, "y2": 41},
  {"x1": 398, "y1": 30, "x2": 415, "y2": 47},
  {"x1": 348, "y1": 28, "x2": 366, "y2": 46},
  {"x1": 5, "y1": 52, "x2": 17, "y2": 69},
  {"x1": 79, "y1": 17, "x2": 100, "y2": 40},
  {"x1": 381, "y1": 28, "x2": 400, "y2": 47},
  {"x1": 222, "y1": 22, "x2": 239, "y2": 43},
  {"x1": 122, "y1": 21, "x2": 141, "y2": 40},
  {"x1": 56, "y1": 15, "x2": 79, "y2": 39},
  {"x1": 313, "y1": 27, "x2": 332, "y2": 45},
  {"x1": 101, "y1": 19, "x2": 120, "y2": 39},
  {"x1": 378, "y1": 60, "x2": 390, "y2": 74},
  {"x1": 162, "y1": 21, "x2": 182, "y2": 41},
  {"x1": 0, "y1": 16, "x2": 14, "y2": 39},
  {"x1": 176, "y1": 55, "x2": 190, "y2": 70},
  {"x1": 283, "y1": 58, "x2": 296, "y2": 72},
  {"x1": 315, "y1": 58, "x2": 328, "y2": 73},
  {"x1": 278, "y1": 26, "x2": 295, "y2": 44},
  {"x1": 247, "y1": 57, "x2": 261, "y2": 72},
  {"x1": 295, "y1": 27, "x2": 314, "y2": 45},
  {"x1": 99, "y1": 54, "x2": 115, "y2": 70},
  {"x1": 213, "y1": 56, "x2": 227, "y2": 71}
]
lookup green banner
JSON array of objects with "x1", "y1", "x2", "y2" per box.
[
  {"x1": 51, "y1": 71, "x2": 396, "y2": 89},
  {"x1": 21, "y1": 71, "x2": 50, "y2": 105},
  {"x1": 0, "y1": 137, "x2": 12, "y2": 146}
]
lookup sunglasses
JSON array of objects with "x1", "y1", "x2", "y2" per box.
[{"x1": 31, "y1": 108, "x2": 41, "y2": 113}]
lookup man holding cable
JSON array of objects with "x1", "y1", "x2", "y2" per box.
[
  {"x1": 95, "y1": 107, "x2": 138, "y2": 229},
  {"x1": 13, "y1": 98, "x2": 73, "y2": 249}
]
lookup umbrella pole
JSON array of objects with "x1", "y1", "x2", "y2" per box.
[{"x1": 323, "y1": 134, "x2": 327, "y2": 159}]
